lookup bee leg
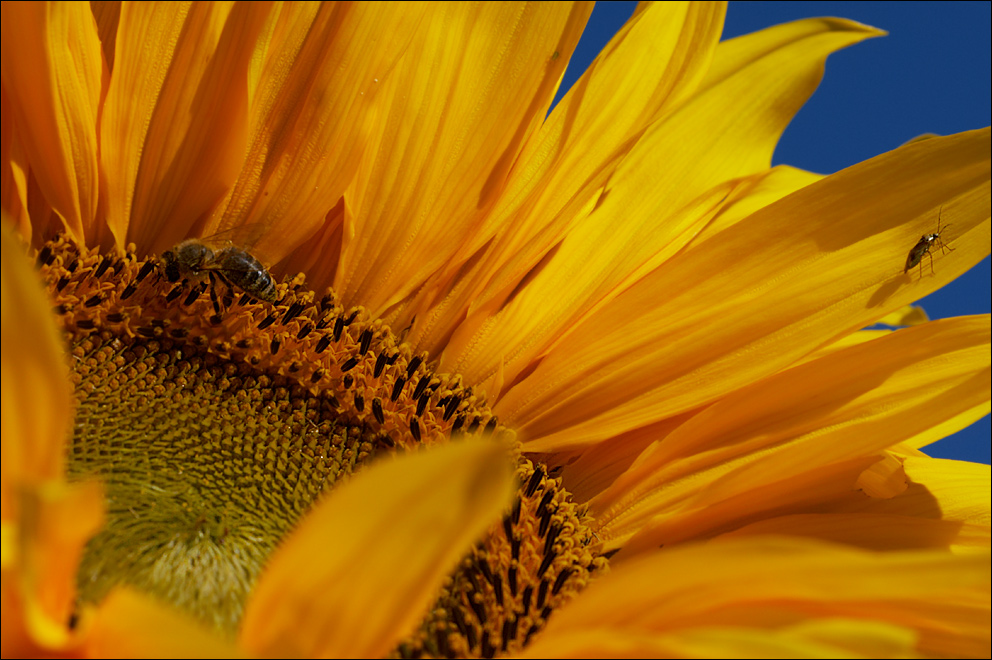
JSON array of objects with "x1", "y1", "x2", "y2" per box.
[
  {"x1": 166, "y1": 280, "x2": 189, "y2": 303},
  {"x1": 207, "y1": 271, "x2": 224, "y2": 317},
  {"x1": 221, "y1": 286, "x2": 234, "y2": 312},
  {"x1": 183, "y1": 281, "x2": 207, "y2": 306}
]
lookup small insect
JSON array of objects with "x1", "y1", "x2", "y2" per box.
[
  {"x1": 904, "y1": 207, "x2": 954, "y2": 277},
  {"x1": 160, "y1": 238, "x2": 278, "y2": 315}
]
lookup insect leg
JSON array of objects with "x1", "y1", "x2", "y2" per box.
[
  {"x1": 938, "y1": 231, "x2": 955, "y2": 257},
  {"x1": 183, "y1": 281, "x2": 207, "y2": 306},
  {"x1": 221, "y1": 285, "x2": 234, "y2": 312},
  {"x1": 207, "y1": 271, "x2": 223, "y2": 316}
]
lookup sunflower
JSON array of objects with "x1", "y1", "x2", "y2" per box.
[{"x1": 2, "y1": 2, "x2": 990, "y2": 658}]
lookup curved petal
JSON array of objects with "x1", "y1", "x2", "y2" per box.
[
  {"x1": 839, "y1": 456, "x2": 991, "y2": 528},
  {"x1": 240, "y1": 440, "x2": 515, "y2": 658},
  {"x1": 522, "y1": 537, "x2": 989, "y2": 659},
  {"x1": 101, "y1": 2, "x2": 273, "y2": 253},
  {"x1": 1, "y1": 223, "x2": 73, "y2": 491},
  {"x1": 521, "y1": 621, "x2": 917, "y2": 659},
  {"x1": 877, "y1": 304, "x2": 929, "y2": 327},
  {"x1": 442, "y1": 17, "x2": 879, "y2": 396},
  {"x1": 1, "y1": 88, "x2": 30, "y2": 241},
  {"x1": 498, "y1": 128, "x2": 990, "y2": 450},
  {"x1": 557, "y1": 411, "x2": 698, "y2": 505},
  {"x1": 405, "y1": 2, "x2": 726, "y2": 352},
  {"x1": 2, "y1": 481, "x2": 104, "y2": 655},
  {"x1": 86, "y1": 589, "x2": 243, "y2": 658},
  {"x1": 721, "y1": 511, "x2": 989, "y2": 554},
  {"x1": 214, "y1": 2, "x2": 428, "y2": 263},
  {"x1": 0, "y1": 2, "x2": 102, "y2": 244},
  {"x1": 332, "y1": 2, "x2": 592, "y2": 317},
  {"x1": 2, "y1": 223, "x2": 104, "y2": 653},
  {"x1": 590, "y1": 315, "x2": 989, "y2": 553},
  {"x1": 904, "y1": 400, "x2": 992, "y2": 450}
]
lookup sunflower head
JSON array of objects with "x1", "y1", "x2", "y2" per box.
[{"x1": 2, "y1": 2, "x2": 989, "y2": 658}]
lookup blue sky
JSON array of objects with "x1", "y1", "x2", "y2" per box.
[{"x1": 558, "y1": 2, "x2": 991, "y2": 465}]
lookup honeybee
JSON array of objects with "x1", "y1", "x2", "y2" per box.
[
  {"x1": 160, "y1": 238, "x2": 278, "y2": 314},
  {"x1": 904, "y1": 207, "x2": 953, "y2": 277}
]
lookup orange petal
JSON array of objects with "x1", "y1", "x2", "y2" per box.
[
  {"x1": 442, "y1": 17, "x2": 879, "y2": 400},
  {"x1": 498, "y1": 128, "x2": 990, "y2": 451},
  {"x1": 2, "y1": 88, "x2": 32, "y2": 243},
  {"x1": 590, "y1": 315, "x2": 989, "y2": 553},
  {"x1": 722, "y1": 511, "x2": 989, "y2": 554},
  {"x1": 527, "y1": 536, "x2": 990, "y2": 659},
  {"x1": 558, "y1": 410, "x2": 699, "y2": 504},
  {"x1": 3, "y1": 481, "x2": 104, "y2": 653},
  {"x1": 85, "y1": 588, "x2": 242, "y2": 658},
  {"x1": 240, "y1": 440, "x2": 515, "y2": 658},
  {"x1": 2, "y1": 224, "x2": 105, "y2": 654},
  {"x1": 838, "y1": 456, "x2": 991, "y2": 528},
  {"x1": 213, "y1": 3, "x2": 430, "y2": 265},
  {"x1": 520, "y1": 620, "x2": 917, "y2": 659},
  {"x1": 0, "y1": 2, "x2": 103, "y2": 244},
  {"x1": 410, "y1": 2, "x2": 725, "y2": 350},
  {"x1": 878, "y1": 304, "x2": 930, "y2": 327},
  {"x1": 1, "y1": 222, "x2": 73, "y2": 494},
  {"x1": 334, "y1": 2, "x2": 592, "y2": 317},
  {"x1": 100, "y1": 2, "x2": 272, "y2": 253}
]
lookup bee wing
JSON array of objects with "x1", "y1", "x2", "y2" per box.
[{"x1": 196, "y1": 223, "x2": 274, "y2": 263}]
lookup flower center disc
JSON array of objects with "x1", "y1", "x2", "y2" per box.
[
  {"x1": 70, "y1": 332, "x2": 377, "y2": 630},
  {"x1": 39, "y1": 236, "x2": 606, "y2": 654}
]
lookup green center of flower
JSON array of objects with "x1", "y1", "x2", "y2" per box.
[
  {"x1": 41, "y1": 236, "x2": 607, "y2": 654},
  {"x1": 68, "y1": 332, "x2": 380, "y2": 631}
]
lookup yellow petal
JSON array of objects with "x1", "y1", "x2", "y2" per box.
[
  {"x1": 798, "y1": 328, "x2": 892, "y2": 365},
  {"x1": 878, "y1": 304, "x2": 930, "y2": 327},
  {"x1": 498, "y1": 128, "x2": 990, "y2": 451},
  {"x1": 694, "y1": 165, "x2": 824, "y2": 241},
  {"x1": 1, "y1": 222, "x2": 73, "y2": 491},
  {"x1": 2, "y1": 224, "x2": 105, "y2": 653},
  {"x1": 101, "y1": 2, "x2": 274, "y2": 253},
  {"x1": 520, "y1": 620, "x2": 917, "y2": 659},
  {"x1": 722, "y1": 512, "x2": 989, "y2": 554},
  {"x1": 528, "y1": 536, "x2": 990, "y2": 659},
  {"x1": 443, "y1": 17, "x2": 880, "y2": 401},
  {"x1": 0, "y1": 2, "x2": 102, "y2": 244},
  {"x1": 839, "y1": 456, "x2": 991, "y2": 528},
  {"x1": 85, "y1": 588, "x2": 243, "y2": 658},
  {"x1": 408, "y1": 2, "x2": 725, "y2": 351},
  {"x1": 4, "y1": 481, "x2": 104, "y2": 653},
  {"x1": 590, "y1": 315, "x2": 989, "y2": 553},
  {"x1": 558, "y1": 410, "x2": 699, "y2": 504},
  {"x1": 213, "y1": 2, "x2": 430, "y2": 264},
  {"x1": 240, "y1": 440, "x2": 515, "y2": 658},
  {"x1": 334, "y1": 2, "x2": 592, "y2": 317},
  {"x1": 903, "y1": 399, "x2": 992, "y2": 450}
]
